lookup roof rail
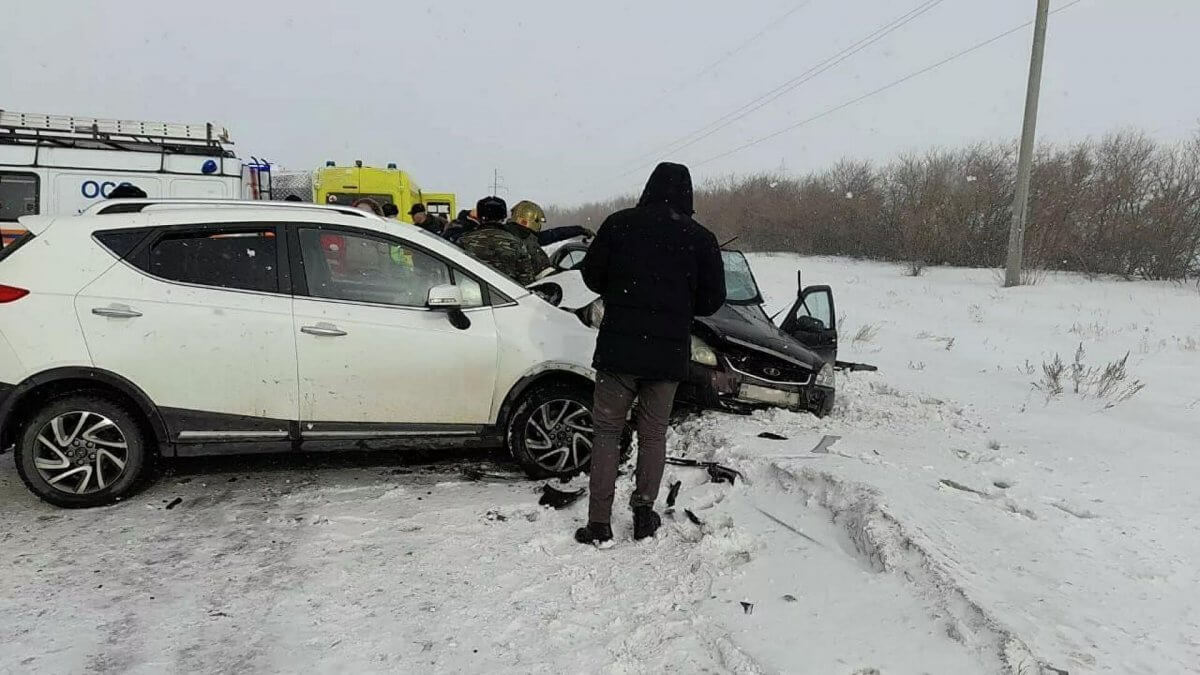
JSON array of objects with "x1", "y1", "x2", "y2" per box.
[
  {"x1": 81, "y1": 198, "x2": 371, "y2": 218},
  {"x1": 1, "y1": 109, "x2": 231, "y2": 145}
]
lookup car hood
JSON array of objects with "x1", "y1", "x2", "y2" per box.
[
  {"x1": 532, "y1": 269, "x2": 824, "y2": 371},
  {"x1": 696, "y1": 304, "x2": 824, "y2": 371}
]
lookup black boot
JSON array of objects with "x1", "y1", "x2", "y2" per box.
[
  {"x1": 575, "y1": 521, "x2": 614, "y2": 546},
  {"x1": 632, "y1": 506, "x2": 662, "y2": 540}
]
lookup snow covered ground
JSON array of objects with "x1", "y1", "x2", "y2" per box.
[{"x1": 1, "y1": 255, "x2": 1197, "y2": 674}]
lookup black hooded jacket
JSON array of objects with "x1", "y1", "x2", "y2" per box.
[
  {"x1": 582, "y1": 162, "x2": 726, "y2": 381},
  {"x1": 444, "y1": 210, "x2": 478, "y2": 243}
]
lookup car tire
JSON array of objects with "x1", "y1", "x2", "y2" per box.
[
  {"x1": 14, "y1": 394, "x2": 152, "y2": 508},
  {"x1": 507, "y1": 383, "x2": 598, "y2": 480}
]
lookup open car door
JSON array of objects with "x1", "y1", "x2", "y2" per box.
[{"x1": 780, "y1": 273, "x2": 838, "y2": 363}]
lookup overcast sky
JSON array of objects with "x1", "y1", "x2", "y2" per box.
[{"x1": 5, "y1": 0, "x2": 1198, "y2": 207}]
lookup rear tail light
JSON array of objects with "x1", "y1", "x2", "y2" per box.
[{"x1": 0, "y1": 285, "x2": 30, "y2": 303}]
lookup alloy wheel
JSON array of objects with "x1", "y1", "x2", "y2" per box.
[
  {"x1": 524, "y1": 399, "x2": 593, "y2": 474},
  {"x1": 32, "y1": 411, "x2": 129, "y2": 494}
]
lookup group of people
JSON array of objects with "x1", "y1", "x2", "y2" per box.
[{"x1": 355, "y1": 194, "x2": 595, "y2": 286}]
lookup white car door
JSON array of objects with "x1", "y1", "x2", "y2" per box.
[
  {"x1": 75, "y1": 223, "x2": 298, "y2": 442},
  {"x1": 289, "y1": 225, "x2": 498, "y2": 431}
]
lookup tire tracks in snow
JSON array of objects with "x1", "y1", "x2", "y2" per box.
[
  {"x1": 761, "y1": 462, "x2": 1046, "y2": 674},
  {"x1": 672, "y1": 416, "x2": 1057, "y2": 675}
]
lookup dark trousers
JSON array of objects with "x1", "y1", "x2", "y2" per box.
[{"x1": 587, "y1": 371, "x2": 679, "y2": 525}]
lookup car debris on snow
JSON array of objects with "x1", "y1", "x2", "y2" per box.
[
  {"x1": 666, "y1": 457, "x2": 741, "y2": 485},
  {"x1": 164, "y1": 497, "x2": 182, "y2": 510},
  {"x1": 938, "y1": 478, "x2": 989, "y2": 497},
  {"x1": 752, "y1": 506, "x2": 825, "y2": 548},
  {"x1": 809, "y1": 434, "x2": 842, "y2": 454},
  {"x1": 665, "y1": 480, "x2": 682, "y2": 508},
  {"x1": 757, "y1": 431, "x2": 789, "y2": 441}
]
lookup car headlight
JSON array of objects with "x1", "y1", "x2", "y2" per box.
[
  {"x1": 815, "y1": 362, "x2": 835, "y2": 388},
  {"x1": 690, "y1": 336, "x2": 719, "y2": 367}
]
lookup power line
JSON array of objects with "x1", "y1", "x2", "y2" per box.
[
  {"x1": 691, "y1": 0, "x2": 1087, "y2": 170},
  {"x1": 693, "y1": 1, "x2": 818, "y2": 83},
  {"x1": 616, "y1": 0, "x2": 947, "y2": 177},
  {"x1": 591, "y1": 0, "x2": 818, "y2": 137}
]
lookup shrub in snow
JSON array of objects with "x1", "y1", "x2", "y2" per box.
[
  {"x1": 1033, "y1": 343, "x2": 1145, "y2": 407},
  {"x1": 852, "y1": 323, "x2": 880, "y2": 347}
]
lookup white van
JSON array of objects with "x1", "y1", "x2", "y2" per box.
[{"x1": 0, "y1": 110, "x2": 270, "y2": 246}]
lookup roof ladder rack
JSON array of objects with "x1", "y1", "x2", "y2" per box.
[{"x1": 0, "y1": 109, "x2": 233, "y2": 148}]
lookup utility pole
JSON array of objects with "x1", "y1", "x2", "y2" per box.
[
  {"x1": 490, "y1": 169, "x2": 507, "y2": 196},
  {"x1": 1004, "y1": 0, "x2": 1051, "y2": 287}
]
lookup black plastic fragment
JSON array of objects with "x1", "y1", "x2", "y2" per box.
[
  {"x1": 538, "y1": 484, "x2": 586, "y2": 509},
  {"x1": 165, "y1": 497, "x2": 182, "y2": 510},
  {"x1": 740, "y1": 601, "x2": 754, "y2": 615},
  {"x1": 665, "y1": 481, "x2": 682, "y2": 508},
  {"x1": 684, "y1": 509, "x2": 703, "y2": 526},
  {"x1": 757, "y1": 432, "x2": 789, "y2": 441},
  {"x1": 666, "y1": 456, "x2": 742, "y2": 485},
  {"x1": 706, "y1": 463, "x2": 739, "y2": 485}
]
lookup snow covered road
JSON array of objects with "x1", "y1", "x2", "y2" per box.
[
  {"x1": 0, "y1": 441, "x2": 987, "y2": 674},
  {"x1": 2, "y1": 254, "x2": 1197, "y2": 674}
]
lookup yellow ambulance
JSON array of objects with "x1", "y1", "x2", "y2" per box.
[{"x1": 313, "y1": 161, "x2": 455, "y2": 224}]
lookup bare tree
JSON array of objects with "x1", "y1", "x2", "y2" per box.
[{"x1": 549, "y1": 129, "x2": 1200, "y2": 281}]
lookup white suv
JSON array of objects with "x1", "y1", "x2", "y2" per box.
[{"x1": 0, "y1": 200, "x2": 599, "y2": 507}]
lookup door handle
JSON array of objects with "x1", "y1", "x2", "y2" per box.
[
  {"x1": 301, "y1": 324, "x2": 348, "y2": 337},
  {"x1": 92, "y1": 306, "x2": 142, "y2": 319}
]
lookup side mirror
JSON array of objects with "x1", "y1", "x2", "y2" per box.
[
  {"x1": 528, "y1": 281, "x2": 564, "y2": 307},
  {"x1": 426, "y1": 284, "x2": 463, "y2": 309},
  {"x1": 427, "y1": 284, "x2": 471, "y2": 329}
]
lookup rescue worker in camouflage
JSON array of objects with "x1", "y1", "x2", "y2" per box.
[
  {"x1": 505, "y1": 200, "x2": 555, "y2": 280},
  {"x1": 458, "y1": 196, "x2": 542, "y2": 285},
  {"x1": 511, "y1": 199, "x2": 596, "y2": 246}
]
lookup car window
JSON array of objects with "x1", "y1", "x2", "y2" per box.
[
  {"x1": 0, "y1": 172, "x2": 39, "y2": 222},
  {"x1": 298, "y1": 228, "x2": 482, "y2": 308},
  {"x1": 147, "y1": 227, "x2": 279, "y2": 293},
  {"x1": 560, "y1": 249, "x2": 587, "y2": 270},
  {"x1": 722, "y1": 251, "x2": 761, "y2": 303},
  {"x1": 798, "y1": 289, "x2": 833, "y2": 330},
  {"x1": 453, "y1": 271, "x2": 484, "y2": 306},
  {"x1": 94, "y1": 228, "x2": 153, "y2": 258}
]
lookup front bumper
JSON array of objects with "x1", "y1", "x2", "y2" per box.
[{"x1": 677, "y1": 363, "x2": 833, "y2": 416}]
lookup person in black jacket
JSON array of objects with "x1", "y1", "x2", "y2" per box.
[
  {"x1": 444, "y1": 209, "x2": 479, "y2": 243},
  {"x1": 409, "y1": 203, "x2": 448, "y2": 234},
  {"x1": 107, "y1": 183, "x2": 148, "y2": 199},
  {"x1": 575, "y1": 162, "x2": 726, "y2": 546},
  {"x1": 536, "y1": 224, "x2": 595, "y2": 246}
]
